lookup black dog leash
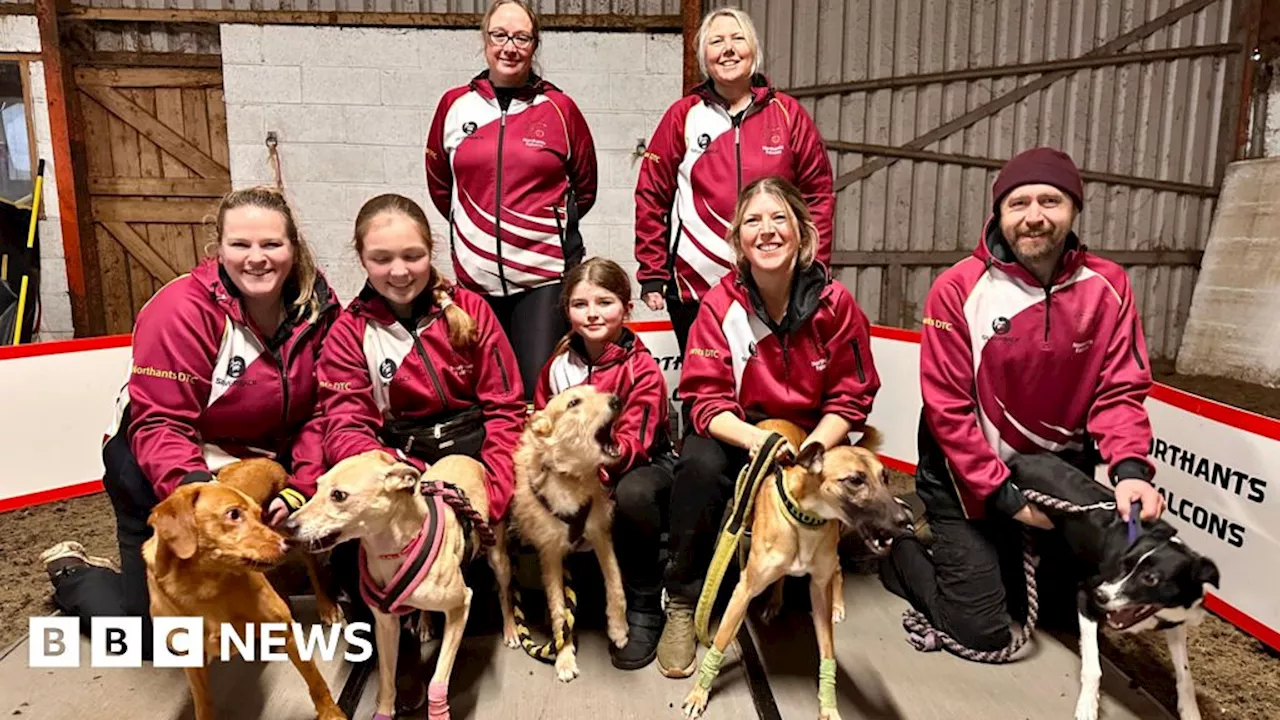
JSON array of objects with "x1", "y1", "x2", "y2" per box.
[{"x1": 1127, "y1": 500, "x2": 1143, "y2": 544}]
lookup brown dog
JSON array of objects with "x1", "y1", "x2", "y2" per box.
[
  {"x1": 143, "y1": 458, "x2": 345, "y2": 720},
  {"x1": 681, "y1": 420, "x2": 913, "y2": 720},
  {"x1": 286, "y1": 450, "x2": 518, "y2": 720},
  {"x1": 510, "y1": 384, "x2": 627, "y2": 682}
]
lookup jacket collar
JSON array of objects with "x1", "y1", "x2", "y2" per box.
[
  {"x1": 974, "y1": 216, "x2": 1087, "y2": 288},
  {"x1": 693, "y1": 73, "x2": 775, "y2": 114},
  {"x1": 566, "y1": 327, "x2": 641, "y2": 370},
  {"x1": 196, "y1": 258, "x2": 336, "y2": 346},
  {"x1": 469, "y1": 71, "x2": 555, "y2": 103},
  {"x1": 730, "y1": 261, "x2": 830, "y2": 335}
]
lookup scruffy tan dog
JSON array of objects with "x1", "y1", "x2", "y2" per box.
[
  {"x1": 510, "y1": 384, "x2": 627, "y2": 682},
  {"x1": 681, "y1": 420, "x2": 913, "y2": 720}
]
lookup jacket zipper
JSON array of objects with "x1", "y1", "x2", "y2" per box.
[
  {"x1": 495, "y1": 109, "x2": 510, "y2": 296},
  {"x1": 411, "y1": 333, "x2": 447, "y2": 405},
  {"x1": 1043, "y1": 287, "x2": 1053, "y2": 342},
  {"x1": 734, "y1": 116, "x2": 743, "y2": 193},
  {"x1": 490, "y1": 345, "x2": 511, "y2": 393},
  {"x1": 851, "y1": 338, "x2": 866, "y2": 383}
]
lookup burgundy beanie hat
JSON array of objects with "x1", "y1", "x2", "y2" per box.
[{"x1": 991, "y1": 147, "x2": 1084, "y2": 214}]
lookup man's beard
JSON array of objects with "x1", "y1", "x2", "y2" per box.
[{"x1": 1008, "y1": 227, "x2": 1065, "y2": 266}]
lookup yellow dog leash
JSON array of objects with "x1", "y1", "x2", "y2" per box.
[{"x1": 693, "y1": 432, "x2": 790, "y2": 647}]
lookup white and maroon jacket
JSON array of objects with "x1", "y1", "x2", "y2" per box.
[
  {"x1": 426, "y1": 73, "x2": 597, "y2": 297},
  {"x1": 105, "y1": 258, "x2": 340, "y2": 501},
  {"x1": 677, "y1": 263, "x2": 879, "y2": 436},
  {"x1": 534, "y1": 329, "x2": 671, "y2": 482},
  {"x1": 917, "y1": 222, "x2": 1156, "y2": 520},
  {"x1": 634, "y1": 75, "x2": 835, "y2": 303},
  {"x1": 302, "y1": 281, "x2": 526, "y2": 521}
]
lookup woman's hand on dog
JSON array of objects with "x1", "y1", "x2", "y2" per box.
[
  {"x1": 1013, "y1": 504, "x2": 1054, "y2": 530},
  {"x1": 1114, "y1": 479, "x2": 1165, "y2": 523}
]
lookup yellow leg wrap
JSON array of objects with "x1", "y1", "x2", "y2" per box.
[
  {"x1": 695, "y1": 646, "x2": 726, "y2": 691},
  {"x1": 694, "y1": 433, "x2": 789, "y2": 647},
  {"x1": 818, "y1": 658, "x2": 837, "y2": 710}
]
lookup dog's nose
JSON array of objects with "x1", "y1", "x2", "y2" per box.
[
  {"x1": 280, "y1": 517, "x2": 299, "y2": 537},
  {"x1": 608, "y1": 395, "x2": 622, "y2": 411}
]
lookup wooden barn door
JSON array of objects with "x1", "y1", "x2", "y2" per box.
[{"x1": 74, "y1": 66, "x2": 231, "y2": 334}]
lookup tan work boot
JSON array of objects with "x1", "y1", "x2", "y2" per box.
[
  {"x1": 41, "y1": 541, "x2": 119, "y2": 581},
  {"x1": 656, "y1": 596, "x2": 696, "y2": 678}
]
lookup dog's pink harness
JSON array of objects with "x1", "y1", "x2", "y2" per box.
[{"x1": 358, "y1": 493, "x2": 448, "y2": 616}]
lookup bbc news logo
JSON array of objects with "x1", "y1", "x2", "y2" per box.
[{"x1": 29, "y1": 617, "x2": 373, "y2": 667}]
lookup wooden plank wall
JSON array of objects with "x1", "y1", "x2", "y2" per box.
[
  {"x1": 706, "y1": 0, "x2": 1239, "y2": 361},
  {"x1": 66, "y1": 0, "x2": 681, "y2": 13}
]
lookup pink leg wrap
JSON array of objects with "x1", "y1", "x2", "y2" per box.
[{"x1": 426, "y1": 681, "x2": 450, "y2": 720}]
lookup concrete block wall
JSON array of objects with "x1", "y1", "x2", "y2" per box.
[
  {"x1": 1176, "y1": 157, "x2": 1280, "y2": 387},
  {"x1": 0, "y1": 16, "x2": 72, "y2": 341},
  {"x1": 222, "y1": 25, "x2": 683, "y2": 314}
]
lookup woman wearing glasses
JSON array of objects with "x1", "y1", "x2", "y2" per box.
[{"x1": 426, "y1": 0, "x2": 598, "y2": 401}]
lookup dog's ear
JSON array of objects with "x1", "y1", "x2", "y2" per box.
[
  {"x1": 529, "y1": 411, "x2": 553, "y2": 438},
  {"x1": 150, "y1": 487, "x2": 200, "y2": 561},
  {"x1": 382, "y1": 463, "x2": 421, "y2": 493},
  {"x1": 1195, "y1": 556, "x2": 1220, "y2": 589},
  {"x1": 370, "y1": 449, "x2": 399, "y2": 465},
  {"x1": 796, "y1": 442, "x2": 824, "y2": 475}
]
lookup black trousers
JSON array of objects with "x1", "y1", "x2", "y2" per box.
[
  {"x1": 879, "y1": 497, "x2": 1087, "y2": 651},
  {"x1": 486, "y1": 283, "x2": 567, "y2": 403},
  {"x1": 665, "y1": 292, "x2": 701, "y2": 356},
  {"x1": 665, "y1": 435, "x2": 748, "y2": 604},
  {"x1": 611, "y1": 456, "x2": 675, "y2": 597},
  {"x1": 52, "y1": 428, "x2": 159, "y2": 658}
]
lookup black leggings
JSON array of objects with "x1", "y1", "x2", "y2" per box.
[
  {"x1": 664, "y1": 435, "x2": 748, "y2": 604},
  {"x1": 52, "y1": 428, "x2": 158, "y2": 658},
  {"x1": 486, "y1": 283, "x2": 567, "y2": 403},
  {"x1": 665, "y1": 292, "x2": 701, "y2": 356},
  {"x1": 611, "y1": 456, "x2": 675, "y2": 597}
]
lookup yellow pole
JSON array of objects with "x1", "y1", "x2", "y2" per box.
[{"x1": 11, "y1": 159, "x2": 45, "y2": 346}]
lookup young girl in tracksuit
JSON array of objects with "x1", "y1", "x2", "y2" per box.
[
  {"x1": 426, "y1": 0, "x2": 598, "y2": 401},
  {"x1": 41, "y1": 186, "x2": 340, "y2": 655},
  {"x1": 304, "y1": 193, "x2": 526, "y2": 525},
  {"x1": 532, "y1": 257, "x2": 674, "y2": 671},
  {"x1": 656, "y1": 176, "x2": 881, "y2": 678}
]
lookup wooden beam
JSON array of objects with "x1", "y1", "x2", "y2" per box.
[
  {"x1": 788, "y1": 44, "x2": 1240, "y2": 98},
  {"x1": 93, "y1": 199, "x2": 218, "y2": 224},
  {"x1": 90, "y1": 177, "x2": 231, "y2": 197},
  {"x1": 1231, "y1": 0, "x2": 1264, "y2": 163},
  {"x1": 682, "y1": 0, "x2": 702, "y2": 93},
  {"x1": 36, "y1": 0, "x2": 105, "y2": 336},
  {"x1": 101, "y1": 222, "x2": 179, "y2": 283},
  {"x1": 829, "y1": 250, "x2": 1205, "y2": 267},
  {"x1": 0, "y1": 4, "x2": 35, "y2": 15},
  {"x1": 832, "y1": 0, "x2": 1225, "y2": 192},
  {"x1": 825, "y1": 141, "x2": 1220, "y2": 197},
  {"x1": 80, "y1": 85, "x2": 229, "y2": 179},
  {"x1": 70, "y1": 51, "x2": 223, "y2": 69},
  {"x1": 75, "y1": 68, "x2": 223, "y2": 89},
  {"x1": 60, "y1": 7, "x2": 682, "y2": 31}
]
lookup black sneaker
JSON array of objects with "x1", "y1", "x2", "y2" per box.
[{"x1": 611, "y1": 591, "x2": 664, "y2": 670}]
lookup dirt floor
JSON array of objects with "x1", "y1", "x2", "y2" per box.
[{"x1": 2, "y1": 369, "x2": 1278, "y2": 718}]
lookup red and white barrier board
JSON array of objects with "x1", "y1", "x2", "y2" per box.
[{"x1": 3, "y1": 323, "x2": 1278, "y2": 652}]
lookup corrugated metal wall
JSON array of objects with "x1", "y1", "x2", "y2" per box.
[
  {"x1": 707, "y1": 0, "x2": 1242, "y2": 360},
  {"x1": 63, "y1": 0, "x2": 680, "y2": 12}
]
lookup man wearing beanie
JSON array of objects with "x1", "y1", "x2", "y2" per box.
[{"x1": 879, "y1": 147, "x2": 1165, "y2": 654}]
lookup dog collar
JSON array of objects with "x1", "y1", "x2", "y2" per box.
[
  {"x1": 774, "y1": 469, "x2": 827, "y2": 527},
  {"x1": 534, "y1": 490, "x2": 593, "y2": 546}
]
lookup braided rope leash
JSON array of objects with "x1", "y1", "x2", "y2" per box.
[
  {"x1": 509, "y1": 546, "x2": 578, "y2": 664},
  {"x1": 901, "y1": 489, "x2": 1117, "y2": 663},
  {"x1": 420, "y1": 481, "x2": 496, "y2": 550}
]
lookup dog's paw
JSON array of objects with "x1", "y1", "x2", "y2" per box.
[
  {"x1": 681, "y1": 685, "x2": 710, "y2": 718},
  {"x1": 818, "y1": 707, "x2": 842, "y2": 720},
  {"x1": 317, "y1": 599, "x2": 345, "y2": 627},
  {"x1": 414, "y1": 613, "x2": 435, "y2": 644},
  {"x1": 832, "y1": 601, "x2": 846, "y2": 624},
  {"x1": 760, "y1": 596, "x2": 783, "y2": 625},
  {"x1": 555, "y1": 647, "x2": 579, "y2": 683},
  {"x1": 502, "y1": 621, "x2": 520, "y2": 649},
  {"x1": 315, "y1": 701, "x2": 347, "y2": 720},
  {"x1": 1073, "y1": 693, "x2": 1099, "y2": 720},
  {"x1": 608, "y1": 618, "x2": 629, "y2": 649}
]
